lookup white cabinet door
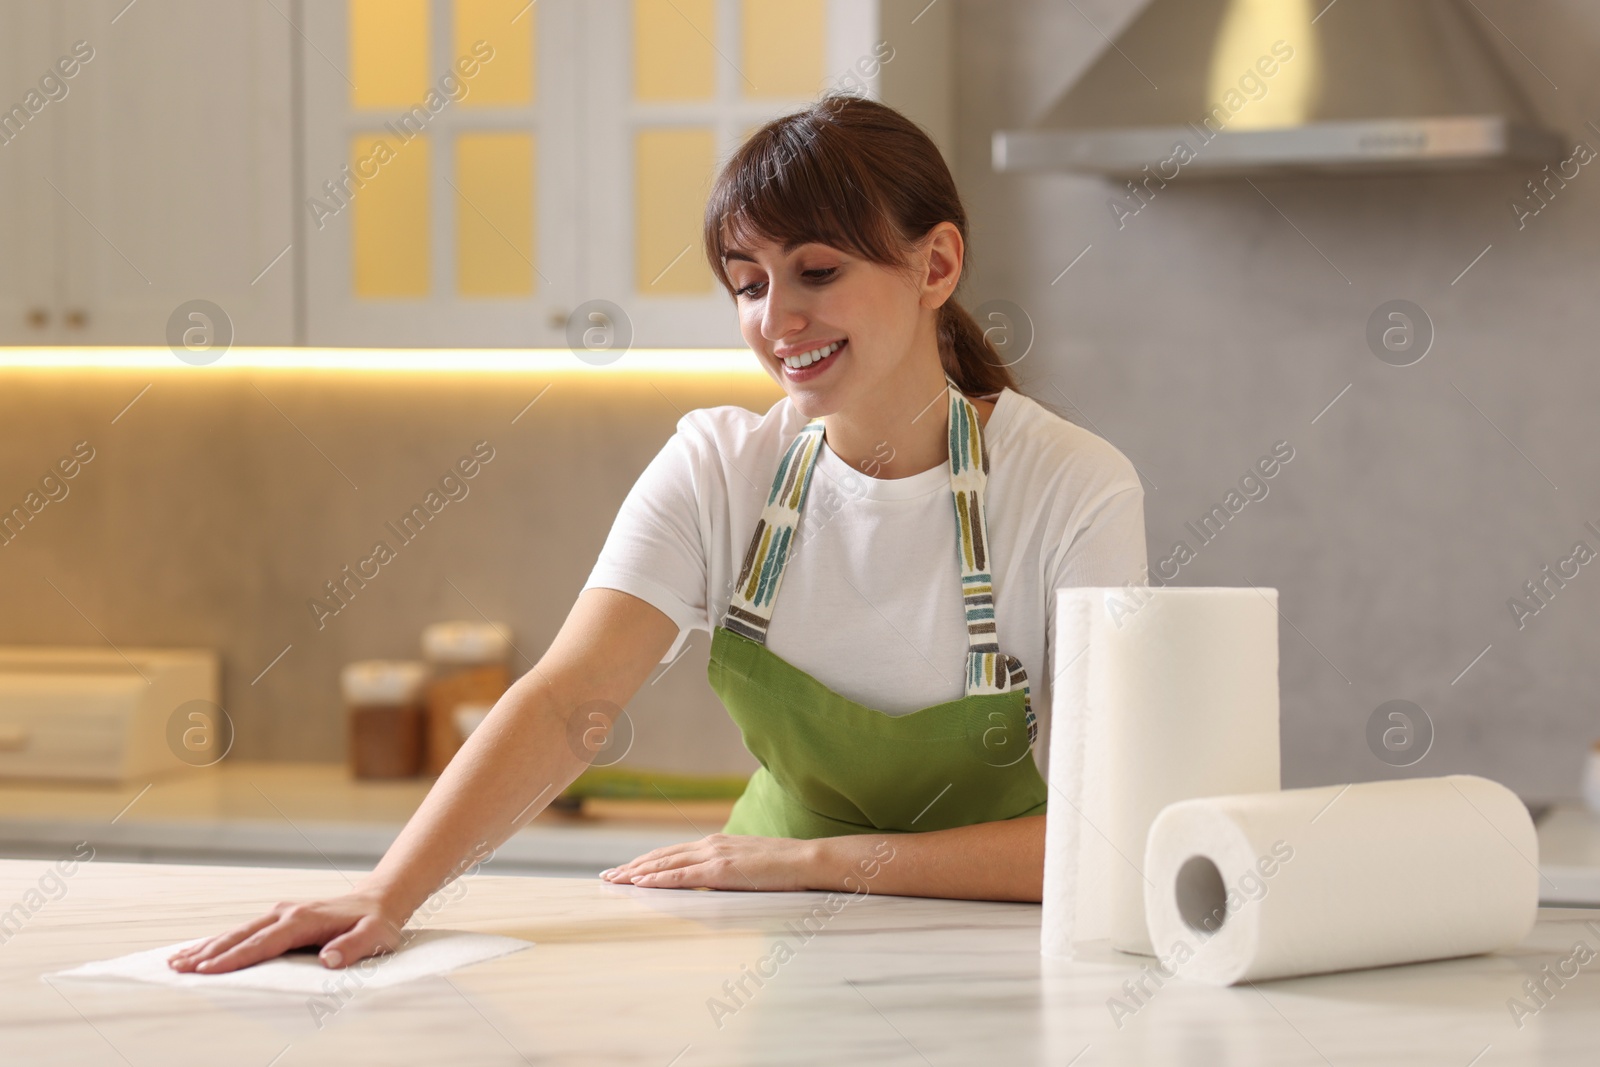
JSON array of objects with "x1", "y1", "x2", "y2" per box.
[
  {"x1": 300, "y1": 0, "x2": 949, "y2": 349},
  {"x1": 50, "y1": 0, "x2": 295, "y2": 346},
  {"x1": 581, "y1": 0, "x2": 951, "y2": 348},
  {"x1": 0, "y1": 2, "x2": 64, "y2": 344},
  {"x1": 301, "y1": 0, "x2": 581, "y2": 348}
]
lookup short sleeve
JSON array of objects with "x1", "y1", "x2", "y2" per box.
[
  {"x1": 1044, "y1": 483, "x2": 1148, "y2": 687},
  {"x1": 581, "y1": 422, "x2": 714, "y2": 664},
  {"x1": 1050, "y1": 483, "x2": 1148, "y2": 590}
]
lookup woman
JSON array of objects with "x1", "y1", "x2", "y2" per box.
[{"x1": 169, "y1": 93, "x2": 1146, "y2": 975}]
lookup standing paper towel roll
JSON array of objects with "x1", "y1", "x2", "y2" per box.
[
  {"x1": 1042, "y1": 587, "x2": 1281, "y2": 958},
  {"x1": 1142, "y1": 775, "x2": 1539, "y2": 985}
]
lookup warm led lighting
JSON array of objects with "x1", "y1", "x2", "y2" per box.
[
  {"x1": 1206, "y1": 0, "x2": 1321, "y2": 130},
  {"x1": 0, "y1": 347, "x2": 767, "y2": 375}
]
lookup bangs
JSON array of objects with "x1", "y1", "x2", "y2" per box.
[{"x1": 704, "y1": 104, "x2": 911, "y2": 293}]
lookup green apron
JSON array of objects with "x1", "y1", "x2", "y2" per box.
[{"x1": 711, "y1": 382, "x2": 1049, "y2": 838}]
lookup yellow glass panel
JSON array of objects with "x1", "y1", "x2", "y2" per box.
[
  {"x1": 456, "y1": 133, "x2": 536, "y2": 296},
  {"x1": 350, "y1": 0, "x2": 430, "y2": 109},
  {"x1": 454, "y1": 0, "x2": 535, "y2": 107},
  {"x1": 635, "y1": 128, "x2": 715, "y2": 294},
  {"x1": 352, "y1": 133, "x2": 431, "y2": 297},
  {"x1": 634, "y1": 0, "x2": 716, "y2": 101},
  {"x1": 742, "y1": 0, "x2": 826, "y2": 98}
]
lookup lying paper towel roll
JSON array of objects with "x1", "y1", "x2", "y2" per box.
[
  {"x1": 1143, "y1": 775, "x2": 1539, "y2": 985},
  {"x1": 1041, "y1": 587, "x2": 1281, "y2": 958}
]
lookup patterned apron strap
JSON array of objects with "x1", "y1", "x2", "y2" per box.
[
  {"x1": 720, "y1": 383, "x2": 1035, "y2": 743},
  {"x1": 721, "y1": 419, "x2": 827, "y2": 644},
  {"x1": 948, "y1": 386, "x2": 1037, "y2": 742},
  {"x1": 940, "y1": 388, "x2": 1004, "y2": 697}
]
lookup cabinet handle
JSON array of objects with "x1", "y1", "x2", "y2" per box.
[
  {"x1": 65, "y1": 309, "x2": 89, "y2": 329},
  {"x1": 26, "y1": 307, "x2": 49, "y2": 329}
]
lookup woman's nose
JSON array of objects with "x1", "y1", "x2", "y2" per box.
[{"x1": 760, "y1": 283, "x2": 807, "y2": 341}]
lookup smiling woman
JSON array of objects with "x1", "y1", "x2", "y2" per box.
[
  {"x1": 169, "y1": 93, "x2": 1148, "y2": 978},
  {"x1": 703, "y1": 93, "x2": 1015, "y2": 425},
  {"x1": 585, "y1": 93, "x2": 1146, "y2": 885}
]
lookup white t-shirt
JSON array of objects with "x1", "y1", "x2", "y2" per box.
[{"x1": 581, "y1": 386, "x2": 1148, "y2": 780}]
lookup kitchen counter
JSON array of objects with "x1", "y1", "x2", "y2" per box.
[
  {"x1": 1538, "y1": 805, "x2": 1600, "y2": 906},
  {"x1": 3, "y1": 766, "x2": 1596, "y2": 900},
  {"x1": 0, "y1": 762, "x2": 736, "y2": 875},
  {"x1": 5, "y1": 858, "x2": 1598, "y2": 1066}
]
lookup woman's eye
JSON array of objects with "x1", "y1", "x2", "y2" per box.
[{"x1": 733, "y1": 267, "x2": 835, "y2": 298}]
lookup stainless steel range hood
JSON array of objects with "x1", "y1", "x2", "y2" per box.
[{"x1": 993, "y1": 0, "x2": 1565, "y2": 177}]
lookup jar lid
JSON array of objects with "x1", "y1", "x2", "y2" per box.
[
  {"x1": 422, "y1": 621, "x2": 512, "y2": 664},
  {"x1": 341, "y1": 660, "x2": 427, "y2": 704}
]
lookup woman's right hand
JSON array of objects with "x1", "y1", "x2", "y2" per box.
[
  {"x1": 164, "y1": 590, "x2": 677, "y2": 978},
  {"x1": 166, "y1": 889, "x2": 408, "y2": 974}
]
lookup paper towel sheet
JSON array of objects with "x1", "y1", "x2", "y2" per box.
[
  {"x1": 1042, "y1": 587, "x2": 1281, "y2": 958},
  {"x1": 47, "y1": 929, "x2": 531, "y2": 995}
]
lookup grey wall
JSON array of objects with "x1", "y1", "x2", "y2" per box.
[{"x1": 956, "y1": 0, "x2": 1599, "y2": 798}]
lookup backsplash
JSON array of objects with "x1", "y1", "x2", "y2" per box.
[{"x1": 0, "y1": 371, "x2": 784, "y2": 777}]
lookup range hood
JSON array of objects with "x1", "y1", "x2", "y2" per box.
[{"x1": 993, "y1": 0, "x2": 1565, "y2": 177}]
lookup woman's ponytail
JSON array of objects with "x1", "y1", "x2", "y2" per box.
[{"x1": 937, "y1": 299, "x2": 1017, "y2": 396}]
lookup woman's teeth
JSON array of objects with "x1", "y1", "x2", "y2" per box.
[{"x1": 782, "y1": 340, "x2": 843, "y2": 370}]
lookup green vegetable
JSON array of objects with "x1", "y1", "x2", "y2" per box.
[{"x1": 559, "y1": 765, "x2": 751, "y2": 800}]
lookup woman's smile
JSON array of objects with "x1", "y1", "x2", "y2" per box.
[{"x1": 778, "y1": 338, "x2": 846, "y2": 381}]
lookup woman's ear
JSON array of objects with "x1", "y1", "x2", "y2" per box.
[{"x1": 918, "y1": 221, "x2": 964, "y2": 311}]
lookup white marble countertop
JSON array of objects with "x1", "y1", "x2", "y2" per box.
[{"x1": 5, "y1": 858, "x2": 1598, "y2": 1065}]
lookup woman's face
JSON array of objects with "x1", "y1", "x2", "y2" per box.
[{"x1": 723, "y1": 235, "x2": 929, "y2": 420}]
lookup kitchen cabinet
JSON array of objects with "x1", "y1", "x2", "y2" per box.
[
  {"x1": 0, "y1": 8, "x2": 56, "y2": 342},
  {"x1": 299, "y1": 0, "x2": 582, "y2": 348},
  {"x1": 301, "y1": 0, "x2": 953, "y2": 348},
  {"x1": 0, "y1": 0, "x2": 948, "y2": 349},
  {"x1": 0, "y1": 0, "x2": 295, "y2": 346}
]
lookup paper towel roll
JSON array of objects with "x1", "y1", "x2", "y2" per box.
[
  {"x1": 1041, "y1": 587, "x2": 1281, "y2": 958},
  {"x1": 1142, "y1": 775, "x2": 1540, "y2": 985}
]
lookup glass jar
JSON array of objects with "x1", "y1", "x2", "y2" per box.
[
  {"x1": 421, "y1": 621, "x2": 511, "y2": 775},
  {"x1": 341, "y1": 660, "x2": 427, "y2": 779}
]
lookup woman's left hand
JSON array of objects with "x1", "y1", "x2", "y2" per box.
[{"x1": 599, "y1": 832, "x2": 820, "y2": 891}]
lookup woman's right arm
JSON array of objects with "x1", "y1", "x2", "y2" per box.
[{"x1": 167, "y1": 587, "x2": 680, "y2": 974}]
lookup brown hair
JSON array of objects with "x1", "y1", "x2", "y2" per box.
[{"x1": 702, "y1": 92, "x2": 1018, "y2": 397}]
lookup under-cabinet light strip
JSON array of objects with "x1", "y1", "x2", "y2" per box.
[{"x1": 0, "y1": 347, "x2": 766, "y2": 375}]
